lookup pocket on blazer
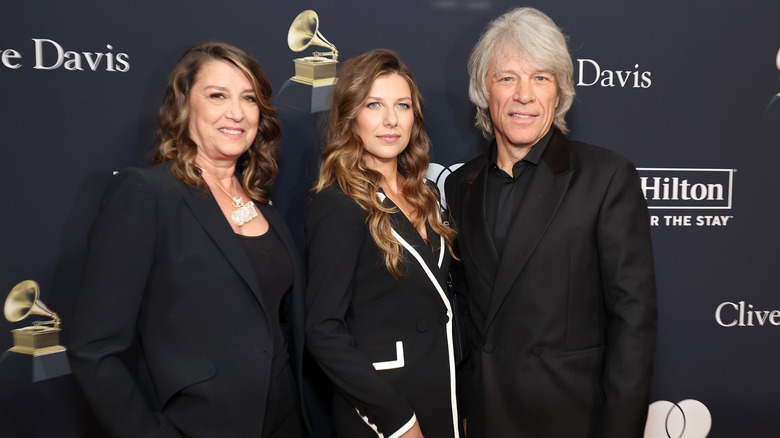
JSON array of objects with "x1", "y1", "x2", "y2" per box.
[
  {"x1": 360, "y1": 340, "x2": 405, "y2": 370},
  {"x1": 557, "y1": 344, "x2": 606, "y2": 358},
  {"x1": 143, "y1": 312, "x2": 216, "y2": 406}
]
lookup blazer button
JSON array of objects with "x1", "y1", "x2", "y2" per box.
[
  {"x1": 531, "y1": 346, "x2": 543, "y2": 356},
  {"x1": 439, "y1": 314, "x2": 449, "y2": 324},
  {"x1": 483, "y1": 343, "x2": 494, "y2": 353},
  {"x1": 416, "y1": 321, "x2": 428, "y2": 332}
]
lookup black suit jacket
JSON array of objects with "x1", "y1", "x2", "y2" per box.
[
  {"x1": 304, "y1": 185, "x2": 460, "y2": 438},
  {"x1": 68, "y1": 165, "x2": 307, "y2": 438},
  {"x1": 445, "y1": 129, "x2": 657, "y2": 438}
]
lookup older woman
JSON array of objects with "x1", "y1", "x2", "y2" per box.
[
  {"x1": 305, "y1": 49, "x2": 460, "y2": 438},
  {"x1": 68, "y1": 41, "x2": 307, "y2": 438}
]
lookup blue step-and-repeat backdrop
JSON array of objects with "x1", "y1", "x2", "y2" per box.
[{"x1": 2, "y1": 1, "x2": 779, "y2": 436}]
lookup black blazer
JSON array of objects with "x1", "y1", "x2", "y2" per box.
[
  {"x1": 445, "y1": 129, "x2": 657, "y2": 438},
  {"x1": 68, "y1": 165, "x2": 307, "y2": 438},
  {"x1": 305, "y1": 185, "x2": 460, "y2": 438}
]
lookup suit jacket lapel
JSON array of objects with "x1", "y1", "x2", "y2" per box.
[
  {"x1": 379, "y1": 192, "x2": 446, "y2": 274},
  {"x1": 379, "y1": 192, "x2": 450, "y2": 309},
  {"x1": 176, "y1": 181, "x2": 269, "y2": 319},
  {"x1": 460, "y1": 160, "x2": 501, "y2": 286},
  {"x1": 486, "y1": 130, "x2": 573, "y2": 324}
]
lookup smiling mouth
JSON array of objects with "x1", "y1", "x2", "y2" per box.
[
  {"x1": 219, "y1": 128, "x2": 244, "y2": 135},
  {"x1": 509, "y1": 113, "x2": 535, "y2": 118}
]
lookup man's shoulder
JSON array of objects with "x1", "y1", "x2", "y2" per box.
[
  {"x1": 570, "y1": 140, "x2": 621, "y2": 157},
  {"x1": 447, "y1": 153, "x2": 489, "y2": 186},
  {"x1": 569, "y1": 140, "x2": 636, "y2": 171}
]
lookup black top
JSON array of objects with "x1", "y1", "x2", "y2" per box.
[
  {"x1": 485, "y1": 129, "x2": 552, "y2": 256},
  {"x1": 238, "y1": 225, "x2": 294, "y2": 376}
]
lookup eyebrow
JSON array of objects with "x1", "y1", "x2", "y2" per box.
[
  {"x1": 365, "y1": 95, "x2": 412, "y2": 101},
  {"x1": 203, "y1": 85, "x2": 255, "y2": 94},
  {"x1": 492, "y1": 67, "x2": 552, "y2": 76}
]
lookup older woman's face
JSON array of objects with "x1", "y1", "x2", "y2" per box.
[
  {"x1": 188, "y1": 60, "x2": 260, "y2": 166},
  {"x1": 486, "y1": 52, "x2": 559, "y2": 153}
]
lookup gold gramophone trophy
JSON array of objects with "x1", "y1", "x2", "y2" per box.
[
  {"x1": 1, "y1": 280, "x2": 70, "y2": 381},
  {"x1": 288, "y1": 9, "x2": 338, "y2": 86},
  {"x1": 275, "y1": 9, "x2": 339, "y2": 113}
]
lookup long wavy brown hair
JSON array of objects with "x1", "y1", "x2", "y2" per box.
[
  {"x1": 314, "y1": 49, "x2": 456, "y2": 277},
  {"x1": 152, "y1": 41, "x2": 280, "y2": 204}
]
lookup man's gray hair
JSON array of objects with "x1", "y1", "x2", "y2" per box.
[{"x1": 468, "y1": 7, "x2": 575, "y2": 138}]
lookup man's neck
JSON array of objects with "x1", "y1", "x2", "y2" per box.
[{"x1": 495, "y1": 143, "x2": 532, "y2": 175}]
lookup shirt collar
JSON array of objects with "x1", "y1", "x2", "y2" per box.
[{"x1": 488, "y1": 128, "x2": 554, "y2": 169}]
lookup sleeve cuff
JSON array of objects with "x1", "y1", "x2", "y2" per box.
[
  {"x1": 356, "y1": 409, "x2": 416, "y2": 438},
  {"x1": 387, "y1": 413, "x2": 416, "y2": 438}
]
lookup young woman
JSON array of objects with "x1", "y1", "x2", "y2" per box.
[{"x1": 305, "y1": 49, "x2": 459, "y2": 438}]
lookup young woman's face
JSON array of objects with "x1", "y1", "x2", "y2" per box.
[{"x1": 355, "y1": 73, "x2": 414, "y2": 169}]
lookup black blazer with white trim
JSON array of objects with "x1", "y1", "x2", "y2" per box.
[{"x1": 305, "y1": 184, "x2": 459, "y2": 438}]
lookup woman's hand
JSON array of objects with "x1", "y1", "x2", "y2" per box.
[{"x1": 400, "y1": 420, "x2": 424, "y2": 438}]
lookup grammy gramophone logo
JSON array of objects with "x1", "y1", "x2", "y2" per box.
[
  {"x1": 287, "y1": 9, "x2": 338, "y2": 86},
  {"x1": 275, "y1": 9, "x2": 339, "y2": 113},
  {"x1": 1, "y1": 280, "x2": 70, "y2": 381}
]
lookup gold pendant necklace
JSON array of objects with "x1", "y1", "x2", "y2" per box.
[{"x1": 201, "y1": 170, "x2": 258, "y2": 227}]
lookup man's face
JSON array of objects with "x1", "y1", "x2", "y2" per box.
[{"x1": 486, "y1": 52, "x2": 559, "y2": 152}]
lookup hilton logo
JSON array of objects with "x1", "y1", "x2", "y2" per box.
[{"x1": 637, "y1": 168, "x2": 734, "y2": 210}]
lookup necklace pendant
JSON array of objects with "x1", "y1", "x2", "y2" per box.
[
  {"x1": 231, "y1": 200, "x2": 258, "y2": 227},
  {"x1": 231, "y1": 196, "x2": 245, "y2": 208}
]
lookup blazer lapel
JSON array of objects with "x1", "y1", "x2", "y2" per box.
[
  {"x1": 378, "y1": 191, "x2": 449, "y2": 281},
  {"x1": 460, "y1": 158, "x2": 501, "y2": 287},
  {"x1": 176, "y1": 182, "x2": 269, "y2": 319},
  {"x1": 486, "y1": 130, "x2": 573, "y2": 324}
]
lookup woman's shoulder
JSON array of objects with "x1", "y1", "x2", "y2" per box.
[
  {"x1": 307, "y1": 184, "x2": 366, "y2": 228},
  {"x1": 110, "y1": 164, "x2": 175, "y2": 184},
  {"x1": 310, "y1": 185, "x2": 361, "y2": 211},
  {"x1": 101, "y1": 164, "x2": 183, "y2": 203}
]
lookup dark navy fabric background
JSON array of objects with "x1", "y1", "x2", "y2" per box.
[{"x1": 2, "y1": 1, "x2": 779, "y2": 436}]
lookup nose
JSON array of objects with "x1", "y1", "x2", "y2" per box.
[
  {"x1": 514, "y1": 80, "x2": 535, "y2": 104},
  {"x1": 225, "y1": 99, "x2": 245, "y2": 121},
  {"x1": 384, "y1": 108, "x2": 399, "y2": 127}
]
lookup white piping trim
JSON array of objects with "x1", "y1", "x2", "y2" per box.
[
  {"x1": 372, "y1": 341, "x2": 405, "y2": 370},
  {"x1": 435, "y1": 208, "x2": 446, "y2": 268},
  {"x1": 355, "y1": 410, "x2": 417, "y2": 438},
  {"x1": 437, "y1": 234, "x2": 445, "y2": 268},
  {"x1": 388, "y1": 414, "x2": 416, "y2": 438},
  {"x1": 391, "y1": 230, "x2": 460, "y2": 438},
  {"x1": 377, "y1": 191, "x2": 446, "y2": 269},
  {"x1": 355, "y1": 407, "x2": 385, "y2": 438}
]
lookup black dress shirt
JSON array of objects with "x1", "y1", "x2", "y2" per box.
[{"x1": 485, "y1": 129, "x2": 553, "y2": 256}]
